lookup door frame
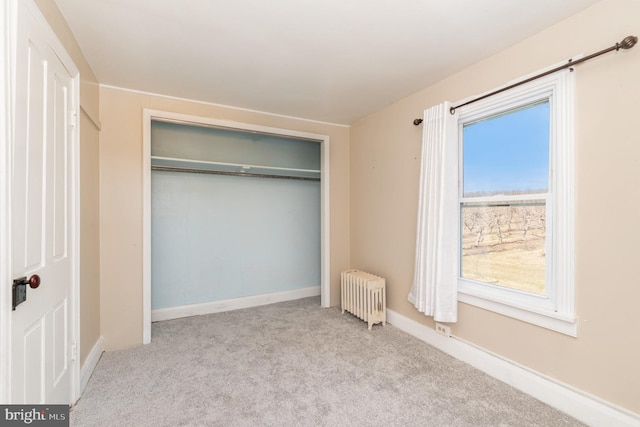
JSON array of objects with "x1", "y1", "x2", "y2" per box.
[
  {"x1": 0, "y1": 0, "x2": 81, "y2": 403},
  {"x1": 0, "y1": 0, "x2": 14, "y2": 405},
  {"x1": 141, "y1": 109, "x2": 331, "y2": 344}
]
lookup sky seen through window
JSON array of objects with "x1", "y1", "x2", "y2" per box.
[{"x1": 462, "y1": 101, "x2": 550, "y2": 197}]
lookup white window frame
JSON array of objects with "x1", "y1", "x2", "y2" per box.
[{"x1": 455, "y1": 70, "x2": 577, "y2": 336}]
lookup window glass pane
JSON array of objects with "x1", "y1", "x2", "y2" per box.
[
  {"x1": 460, "y1": 201, "x2": 546, "y2": 294},
  {"x1": 462, "y1": 101, "x2": 550, "y2": 197}
]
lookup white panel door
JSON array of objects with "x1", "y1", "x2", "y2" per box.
[{"x1": 10, "y1": 1, "x2": 77, "y2": 404}]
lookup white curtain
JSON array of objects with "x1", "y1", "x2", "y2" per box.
[{"x1": 408, "y1": 101, "x2": 458, "y2": 323}]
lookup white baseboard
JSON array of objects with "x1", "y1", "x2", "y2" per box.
[
  {"x1": 386, "y1": 309, "x2": 640, "y2": 427},
  {"x1": 80, "y1": 336, "x2": 104, "y2": 395},
  {"x1": 151, "y1": 286, "x2": 321, "y2": 322}
]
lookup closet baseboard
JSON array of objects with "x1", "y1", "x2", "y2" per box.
[{"x1": 151, "y1": 286, "x2": 321, "y2": 322}]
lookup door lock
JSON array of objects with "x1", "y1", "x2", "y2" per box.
[{"x1": 12, "y1": 274, "x2": 41, "y2": 310}]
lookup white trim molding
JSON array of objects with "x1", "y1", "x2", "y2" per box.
[
  {"x1": 102, "y1": 84, "x2": 350, "y2": 128},
  {"x1": 79, "y1": 337, "x2": 104, "y2": 396},
  {"x1": 387, "y1": 309, "x2": 640, "y2": 426},
  {"x1": 0, "y1": 0, "x2": 15, "y2": 405},
  {"x1": 152, "y1": 286, "x2": 320, "y2": 322}
]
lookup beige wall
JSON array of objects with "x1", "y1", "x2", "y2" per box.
[
  {"x1": 350, "y1": 0, "x2": 639, "y2": 414},
  {"x1": 99, "y1": 87, "x2": 350, "y2": 350},
  {"x1": 34, "y1": 1, "x2": 102, "y2": 367}
]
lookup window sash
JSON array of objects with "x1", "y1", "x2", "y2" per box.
[
  {"x1": 453, "y1": 69, "x2": 576, "y2": 336},
  {"x1": 458, "y1": 101, "x2": 552, "y2": 304}
]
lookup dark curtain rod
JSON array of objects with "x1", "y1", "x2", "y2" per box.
[{"x1": 413, "y1": 35, "x2": 637, "y2": 125}]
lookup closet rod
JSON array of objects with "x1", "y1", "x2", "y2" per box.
[{"x1": 151, "y1": 165, "x2": 320, "y2": 182}]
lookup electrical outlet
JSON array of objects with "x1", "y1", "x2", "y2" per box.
[{"x1": 435, "y1": 322, "x2": 451, "y2": 337}]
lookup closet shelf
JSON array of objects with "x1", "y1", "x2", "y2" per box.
[{"x1": 151, "y1": 156, "x2": 321, "y2": 180}]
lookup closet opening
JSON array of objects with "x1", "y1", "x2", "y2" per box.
[{"x1": 142, "y1": 110, "x2": 330, "y2": 344}]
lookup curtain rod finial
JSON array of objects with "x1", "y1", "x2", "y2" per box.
[
  {"x1": 413, "y1": 118, "x2": 423, "y2": 126},
  {"x1": 618, "y1": 35, "x2": 637, "y2": 50}
]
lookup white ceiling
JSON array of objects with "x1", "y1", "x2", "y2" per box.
[{"x1": 54, "y1": 0, "x2": 600, "y2": 125}]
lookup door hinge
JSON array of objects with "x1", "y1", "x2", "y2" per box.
[
  {"x1": 70, "y1": 110, "x2": 78, "y2": 128},
  {"x1": 71, "y1": 342, "x2": 78, "y2": 361}
]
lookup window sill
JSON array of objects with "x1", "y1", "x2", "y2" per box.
[{"x1": 458, "y1": 291, "x2": 578, "y2": 337}]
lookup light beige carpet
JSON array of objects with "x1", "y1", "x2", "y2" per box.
[{"x1": 71, "y1": 297, "x2": 582, "y2": 426}]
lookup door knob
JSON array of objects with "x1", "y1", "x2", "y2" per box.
[
  {"x1": 28, "y1": 274, "x2": 40, "y2": 289},
  {"x1": 12, "y1": 274, "x2": 40, "y2": 310}
]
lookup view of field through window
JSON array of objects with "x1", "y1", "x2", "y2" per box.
[
  {"x1": 460, "y1": 202, "x2": 546, "y2": 294},
  {"x1": 461, "y1": 101, "x2": 550, "y2": 295}
]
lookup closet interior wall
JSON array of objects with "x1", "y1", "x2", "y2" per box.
[{"x1": 150, "y1": 120, "x2": 322, "y2": 313}]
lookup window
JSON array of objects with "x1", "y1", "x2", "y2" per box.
[
  {"x1": 456, "y1": 71, "x2": 577, "y2": 336},
  {"x1": 461, "y1": 101, "x2": 549, "y2": 294}
]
